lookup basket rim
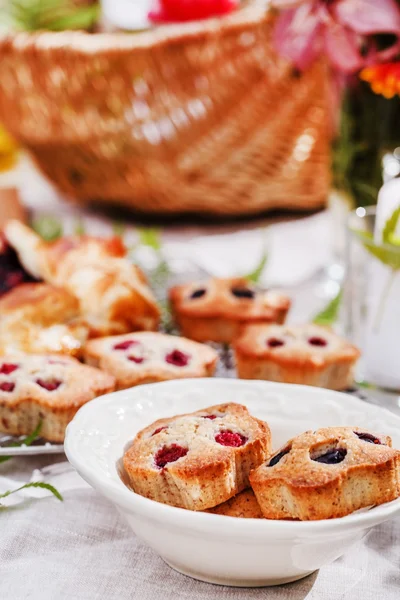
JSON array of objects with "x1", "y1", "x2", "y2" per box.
[{"x1": 0, "y1": 1, "x2": 271, "y2": 54}]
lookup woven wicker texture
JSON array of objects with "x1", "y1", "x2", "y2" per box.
[{"x1": 0, "y1": 4, "x2": 331, "y2": 216}]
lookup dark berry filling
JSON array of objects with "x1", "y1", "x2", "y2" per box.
[
  {"x1": 0, "y1": 381, "x2": 15, "y2": 392},
  {"x1": 268, "y1": 447, "x2": 291, "y2": 467},
  {"x1": 190, "y1": 288, "x2": 207, "y2": 299},
  {"x1": 155, "y1": 444, "x2": 188, "y2": 468},
  {"x1": 313, "y1": 448, "x2": 347, "y2": 464},
  {"x1": 267, "y1": 338, "x2": 285, "y2": 348},
  {"x1": 231, "y1": 287, "x2": 255, "y2": 299},
  {"x1": 203, "y1": 414, "x2": 217, "y2": 420},
  {"x1": 152, "y1": 426, "x2": 167, "y2": 436},
  {"x1": 308, "y1": 337, "x2": 327, "y2": 347},
  {"x1": 0, "y1": 363, "x2": 19, "y2": 375},
  {"x1": 36, "y1": 378, "x2": 62, "y2": 392},
  {"x1": 113, "y1": 340, "x2": 138, "y2": 351},
  {"x1": 165, "y1": 349, "x2": 190, "y2": 367},
  {"x1": 215, "y1": 430, "x2": 247, "y2": 447},
  {"x1": 128, "y1": 355, "x2": 145, "y2": 364},
  {"x1": 355, "y1": 432, "x2": 381, "y2": 445},
  {"x1": 0, "y1": 238, "x2": 38, "y2": 297}
]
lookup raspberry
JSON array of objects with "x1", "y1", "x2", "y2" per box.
[
  {"x1": 215, "y1": 430, "x2": 247, "y2": 447},
  {"x1": 36, "y1": 378, "x2": 62, "y2": 392},
  {"x1": 308, "y1": 337, "x2": 327, "y2": 347},
  {"x1": 155, "y1": 444, "x2": 188, "y2": 468},
  {"x1": 149, "y1": 0, "x2": 237, "y2": 23},
  {"x1": 113, "y1": 340, "x2": 138, "y2": 351},
  {"x1": 0, "y1": 381, "x2": 15, "y2": 392},
  {"x1": 0, "y1": 363, "x2": 19, "y2": 375},
  {"x1": 165, "y1": 349, "x2": 190, "y2": 367},
  {"x1": 152, "y1": 426, "x2": 167, "y2": 436},
  {"x1": 267, "y1": 338, "x2": 285, "y2": 348},
  {"x1": 128, "y1": 356, "x2": 145, "y2": 364},
  {"x1": 203, "y1": 415, "x2": 217, "y2": 420}
]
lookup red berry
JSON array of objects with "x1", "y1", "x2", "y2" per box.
[
  {"x1": 215, "y1": 430, "x2": 247, "y2": 447},
  {"x1": 308, "y1": 337, "x2": 327, "y2": 347},
  {"x1": 0, "y1": 381, "x2": 15, "y2": 392},
  {"x1": 267, "y1": 338, "x2": 285, "y2": 348},
  {"x1": 36, "y1": 378, "x2": 62, "y2": 392},
  {"x1": 113, "y1": 340, "x2": 138, "y2": 351},
  {"x1": 0, "y1": 363, "x2": 19, "y2": 375},
  {"x1": 149, "y1": 0, "x2": 237, "y2": 23},
  {"x1": 155, "y1": 444, "x2": 188, "y2": 468},
  {"x1": 128, "y1": 355, "x2": 145, "y2": 364},
  {"x1": 165, "y1": 349, "x2": 190, "y2": 367},
  {"x1": 152, "y1": 426, "x2": 167, "y2": 436}
]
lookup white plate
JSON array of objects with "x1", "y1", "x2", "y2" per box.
[{"x1": 65, "y1": 379, "x2": 400, "y2": 587}]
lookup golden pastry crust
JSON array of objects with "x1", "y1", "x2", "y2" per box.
[
  {"x1": 123, "y1": 403, "x2": 271, "y2": 511},
  {"x1": 206, "y1": 489, "x2": 264, "y2": 518},
  {"x1": 0, "y1": 283, "x2": 88, "y2": 358},
  {"x1": 234, "y1": 324, "x2": 360, "y2": 390},
  {"x1": 169, "y1": 278, "x2": 291, "y2": 344},
  {"x1": 4, "y1": 220, "x2": 160, "y2": 337},
  {"x1": 0, "y1": 354, "x2": 116, "y2": 442},
  {"x1": 250, "y1": 427, "x2": 400, "y2": 521},
  {"x1": 84, "y1": 332, "x2": 218, "y2": 390}
]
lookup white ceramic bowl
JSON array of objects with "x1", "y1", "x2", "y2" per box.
[{"x1": 65, "y1": 379, "x2": 400, "y2": 587}]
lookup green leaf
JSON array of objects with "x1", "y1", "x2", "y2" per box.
[
  {"x1": 0, "y1": 421, "x2": 42, "y2": 464},
  {"x1": 138, "y1": 228, "x2": 162, "y2": 251},
  {"x1": 244, "y1": 250, "x2": 268, "y2": 284},
  {"x1": 313, "y1": 289, "x2": 343, "y2": 326},
  {"x1": 352, "y1": 228, "x2": 400, "y2": 270},
  {"x1": 74, "y1": 218, "x2": 86, "y2": 236},
  {"x1": 382, "y1": 206, "x2": 400, "y2": 245},
  {"x1": 0, "y1": 482, "x2": 63, "y2": 505},
  {"x1": 1, "y1": 0, "x2": 99, "y2": 32},
  {"x1": 31, "y1": 216, "x2": 63, "y2": 242}
]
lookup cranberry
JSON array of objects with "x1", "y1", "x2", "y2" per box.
[
  {"x1": 203, "y1": 415, "x2": 217, "y2": 420},
  {"x1": 231, "y1": 287, "x2": 255, "y2": 299},
  {"x1": 152, "y1": 426, "x2": 167, "y2": 436},
  {"x1": 268, "y1": 447, "x2": 290, "y2": 467},
  {"x1": 313, "y1": 448, "x2": 347, "y2": 464},
  {"x1": 113, "y1": 340, "x2": 138, "y2": 351},
  {"x1": 155, "y1": 444, "x2": 188, "y2": 468},
  {"x1": 36, "y1": 378, "x2": 62, "y2": 392},
  {"x1": 128, "y1": 356, "x2": 145, "y2": 364},
  {"x1": 308, "y1": 337, "x2": 327, "y2": 347},
  {"x1": 355, "y1": 432, "x2": 381, "y2": 445},
  {"x1": 165, "y1": 349, "x2": 190, "y2": 367},
  {"x1": 0, "y1": 381, "x2": 15, "y2": 392},
  {"x1": 0, "y1": 363, "x2": 19, "y2": 375},
  {"x1": 267, "y1": 338, "x2": 285, "y2": 348},
  {"x1": 190, "y1": 288, "x2": 206, "y2": 299},
  {"x1": 215, "y1": 430, "x2": 247, "y2": 447}
]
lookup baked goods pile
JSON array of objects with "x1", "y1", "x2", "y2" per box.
[
  {"x1": 0, "y1": 218, "x2": 361, "y2": 444},
  {"x1": 124, "y1": 403, "x2": 400, "y2": 520}
]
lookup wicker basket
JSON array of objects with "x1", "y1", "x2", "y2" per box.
[{"x1": 0, "y1": 3, "x2": 332, "y2": 217}]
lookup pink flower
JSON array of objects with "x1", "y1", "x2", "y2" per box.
[{"x1": 272, "y1": 0, "x2": 400, "y2": 73}]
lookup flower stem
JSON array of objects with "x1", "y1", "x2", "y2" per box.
[{"x1": 373, "y1": 269, "x2": 397, "y2": 333}]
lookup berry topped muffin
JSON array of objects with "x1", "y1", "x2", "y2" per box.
[
  {"x1": 123, "y1": 403, "x2": 271, "y2": 511},
  {"x1": 250, "y1": 427, "x2": 400, "y2": 520},
  {"x1": 84, "y1": 332, "x2": 218, "y2": 389},
  {"x1": 169, "y1": 277, "x2": 290, "y2": 344},
  {"x1": 0, "y1": 354, "x2": 116, "y2": 442},
  {"x1": 234, "y1": 323, "x2": 360, "y2": 390}
]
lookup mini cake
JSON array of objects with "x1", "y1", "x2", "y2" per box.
[
  {"x1": 169, "y1": 277, "x2": 290, "y2": 344},
  {"x1": 84, "y1": 332, "x2": 218, "y2": 389},
  {"x1": 234, "y1": 324, "x2": 360, "y2": 390},
  {"x1": 0, "y1": 283, "x2": 88, "y2": 358},
  {"x1": 4, "y1": 220, "x2": 160, "y2": 337},
  {"x1": 250, "y1": 427, "x2": 400, "y2": 521},
  {"x1": 123, "y1": 403, "x2": 271, "y2": 511},
  {"x1": 206, "y1": 489, "x2": 264, "y2": 518},
  {"x1": 0, "y1": 354, "x2": 116, "y2": 442}
]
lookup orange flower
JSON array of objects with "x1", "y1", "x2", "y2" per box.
[{"x1": 360, "y1": 62, "x2": 400, "y2": 99}]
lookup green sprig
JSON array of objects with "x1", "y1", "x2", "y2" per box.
[
  {"x1": 1, "y1": 0, "x2": 99, "y2": 32},
  {"x1": 313, "y1": 289, "x2": 343, "y2": 326},
  {"x1": 0, "y1": 421, "x2": 42, "y2": 464},
  {"x1": 0, "y1": 482, "x2": 63, "y2": 507},
  {"x1": 31, "y1": 216, "x2": 63, "y2": 242}
]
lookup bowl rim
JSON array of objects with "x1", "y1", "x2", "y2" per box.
[{"x1": 65, "y1": 378, "x2": 400, "y2": 537}]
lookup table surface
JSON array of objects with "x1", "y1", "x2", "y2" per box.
[{"x1": 1, "y1": 164, "x2": 400, "y2": 600}]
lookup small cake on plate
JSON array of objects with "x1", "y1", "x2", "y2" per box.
[
  {"x1": 234, "y1": 323, "x2": 360, "y2": 390},
  {"x1": 123, "y1": 403, "x2": 271, "y2": 511},
  {"x1": 0, "y1": 354, "x2": 116, "y2": 442},
  {"x1": 206, "y1": 489, "x2": 264, "y2": 518},
  {"x1": 0, "y1": 283, "x2": 88, "y2": 358},
  {"x1": 4, "y1": 220, "x2": 160, "y2": 337},
  {"x1": 169, "y1": 277, "x2": 290, "y2": 344},
  {"x1": 84, "y1": 332, "x2": 218, "y2": 389},
  {"x1": 250, "y1": 427, "x2": 400, "y2": 520}
]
